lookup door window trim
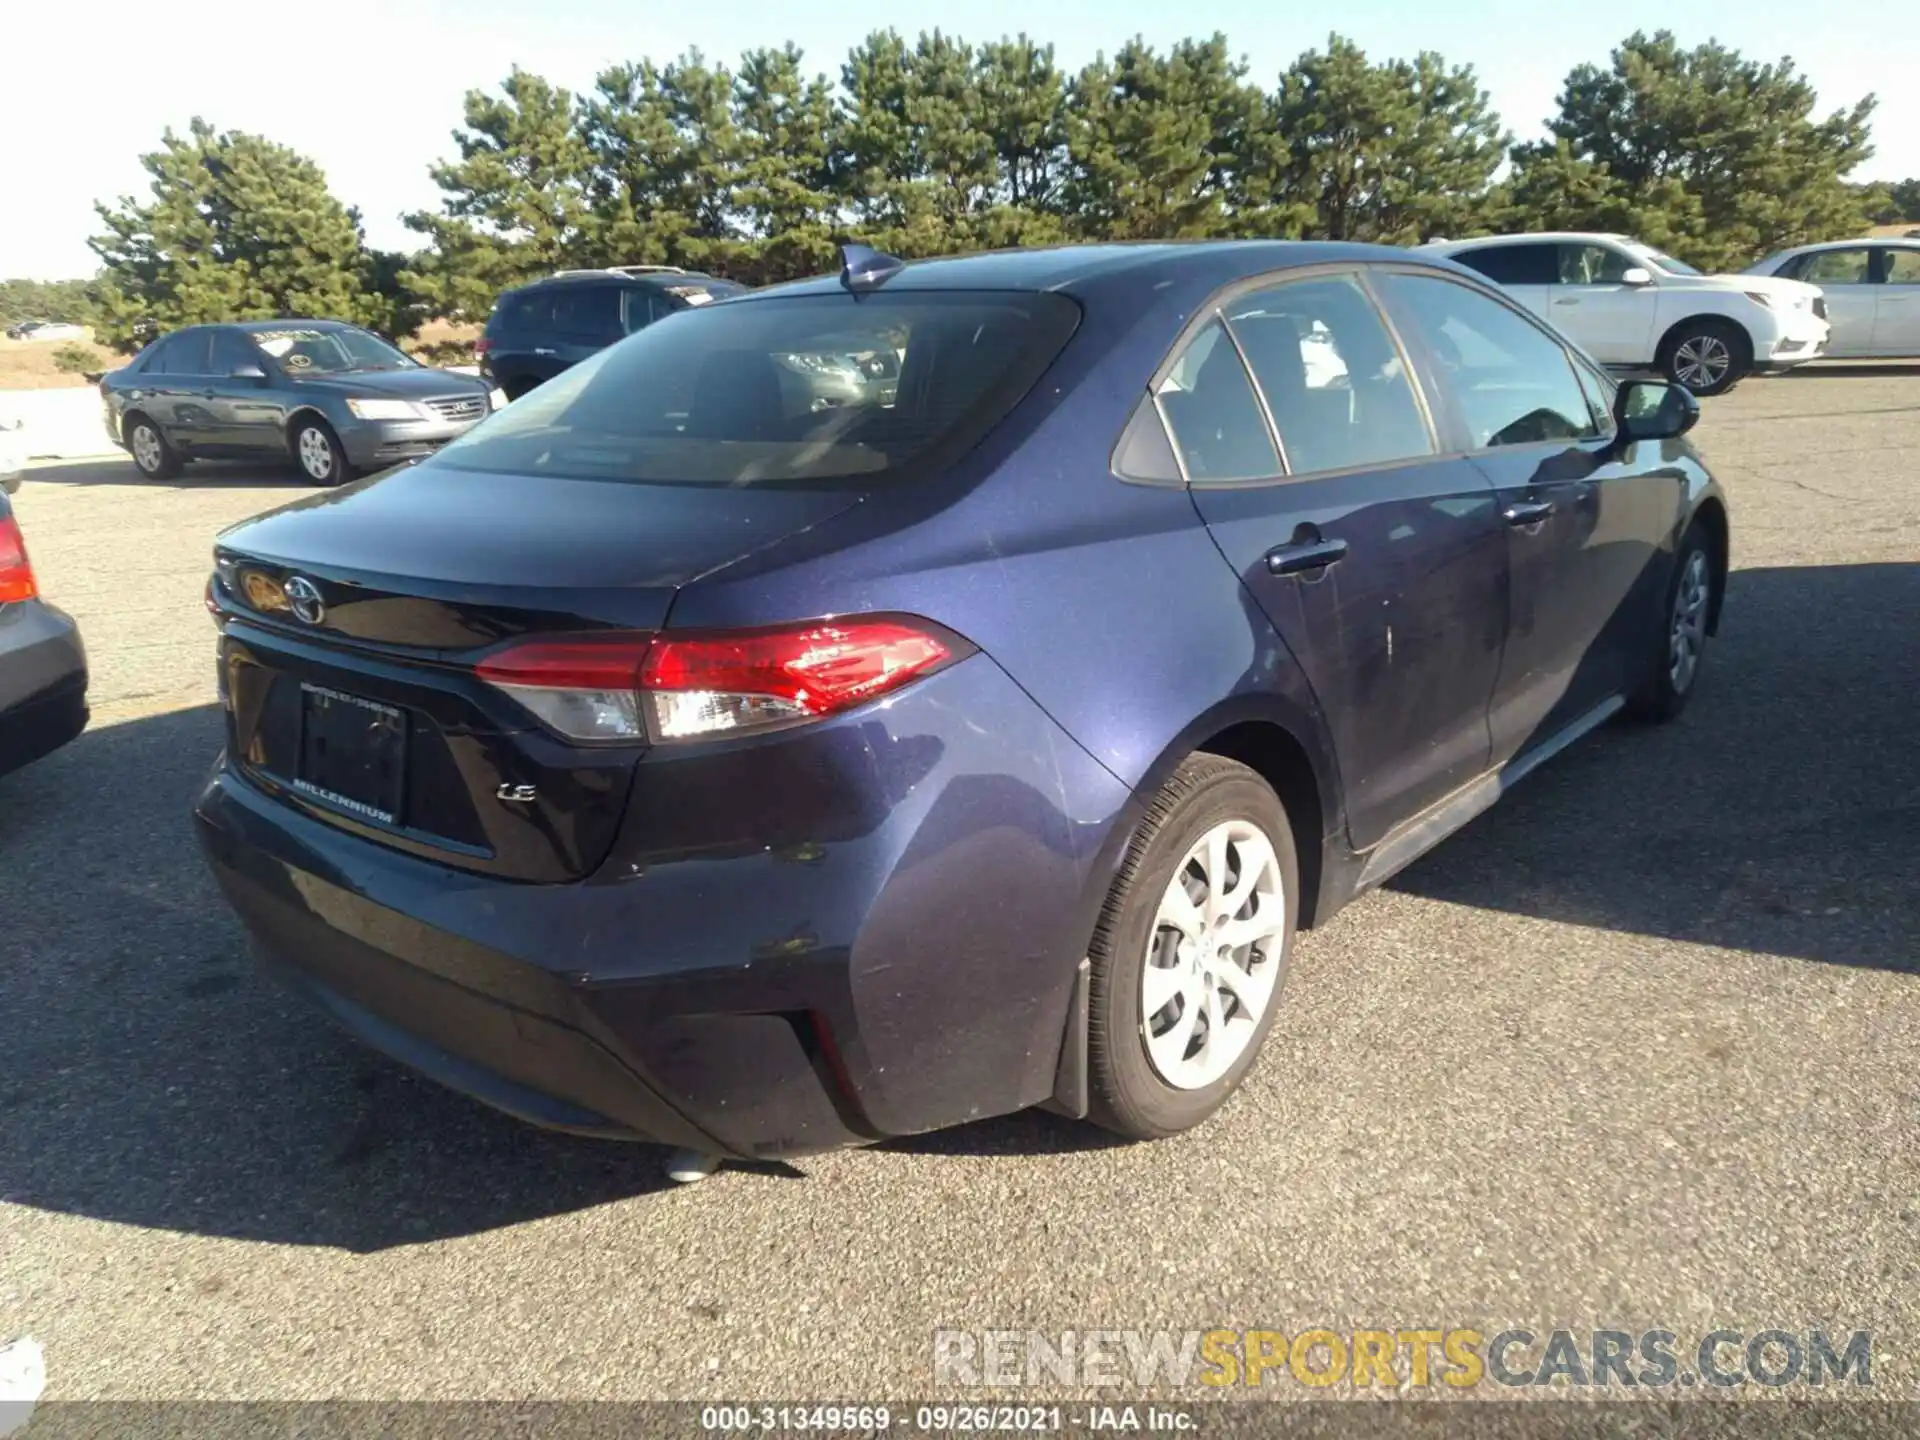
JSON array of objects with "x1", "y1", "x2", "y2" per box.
[{"x1": 1111, "y1": 261, "x2": 1448, "y2": 490}]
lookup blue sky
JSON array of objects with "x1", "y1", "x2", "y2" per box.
[{"x1": 1, "y1": 0, "x2": 1907, "y2": 279}]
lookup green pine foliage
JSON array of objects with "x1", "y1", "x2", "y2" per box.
[{"x1": 75, "y1": 29, "x2": 1886, "y2": 334}]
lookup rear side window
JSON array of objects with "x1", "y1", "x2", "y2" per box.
[
  {"x1": 493, "y1": 289, "x2": 552, "y2": 333},
  {"x1": 1451, "y1": 244, "x2": 1558, "y2": 287},
  {"x1": 1224, "y1": 275, "x2": 1433, "y2": 475},
  {"x1": 1154, "y1": 320, "x2": 1280, "y2": 482},
  {"x1": 551, "y1": 285, "x2": 624, "y2": 342},
  {"x1": 150, "y1": 332, "x2": 211, "y2": 375},
  {"x1": 1377, "y1": 273, "x2": 1601, "y2": 450},
  {"x1": 432, "y1": 291, "x2": 1081, "y2": 487}
]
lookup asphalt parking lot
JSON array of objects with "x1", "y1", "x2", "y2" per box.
[{"x1": 1, "y1": 364, "x2": 1916, "y2": 1405}]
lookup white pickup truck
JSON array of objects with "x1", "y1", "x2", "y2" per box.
[{"x1": 1422, "y1": 231, "x2": 1829, "y2": 396}]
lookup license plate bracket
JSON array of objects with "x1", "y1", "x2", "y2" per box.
[{"x1": 294, "y1": 682, "x2": 407, "y2": 824}]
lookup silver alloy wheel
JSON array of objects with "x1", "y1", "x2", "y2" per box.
[
  {"x1": 1672, "y1": 334, "x2": 1731, "y2": 391},
  {"x1": 297, "y1": 426, "x2": 335, "y2": 481},
  {"x1": 131, "y1": 424, "x2": 162, "y2": 474},
  {"x1": 1669, "y1": 549, "x2": 1711, "y2": 693},
  {"x1": 1141, "y1": 819, "x2": 1287, "y2": 1090}
]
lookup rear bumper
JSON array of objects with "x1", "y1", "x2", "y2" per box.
[
  {"x1": 193, "y1": 655, "x2": 1135, "y2": 1158},
  {"x1": 0, "y1": 600, "x2": 88, "y2": 778}
]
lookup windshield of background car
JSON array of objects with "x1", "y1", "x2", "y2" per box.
[
  {"x1": 431, "y1": 290, "x2": 1082, "y2": 487},
  {"x1": 1632, "y1": 246, "x2": 1703, "y2": 277},
  {"x1": 248, "y1": 327, "x2": 417, "y2": 374}
]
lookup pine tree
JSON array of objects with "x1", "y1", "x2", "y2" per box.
[{"x1": 89, "y1": 120, "x2": 403, "y2": 350}]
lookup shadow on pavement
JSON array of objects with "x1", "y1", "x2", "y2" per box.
[
  {"x1": 0, "y1": 705, "x2": 678, "y2": 1253},
  {"x1": 1387, "y1": 562, "x2": 1919, "y2": 975},
  {"x1": 21, "y1": 457, "x2": 311, "y2": 489},
  {"x1": 0, "y1": 563, "x2": 1912, "y2": 1244}
]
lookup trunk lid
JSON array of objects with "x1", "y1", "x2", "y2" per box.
[{"x1": 212, "y1": 465, "x2": 863, "y2": 882}]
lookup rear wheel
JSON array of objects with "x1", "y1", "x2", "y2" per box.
[
  {"x1": 291, "y1": 418, "x2": 354, "y2": 486},
  {"x1": 503, "y1": 375, "x2": 540, "y2": 402},
  {"x1": 1627, "y1": 521, "x2": 1716, "y2": 723},
  {"x1": 1659, "y1": 319, "x2": 1749, "y2": 397},
  {"x1": 1088, "y1": 754, "x2": 1297, "y2": 1140},
  {"x1": 126, "y1": 416, "x2": 180, "y2": 479}
]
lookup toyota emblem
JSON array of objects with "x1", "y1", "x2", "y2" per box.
[{"x1": 283, "y1": 575, "x2": 325, "y2": 625}]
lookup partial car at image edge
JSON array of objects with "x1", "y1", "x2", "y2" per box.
[
  {"x1": 192, "y1": 240, "x2": 1728, "y2": 1176},
  {"x1": 1744, "y1": 238, "x2": 1920, "y2": 359},
  {"x1": 0, "y1": 493, "x2": 88, "y2": 780}
]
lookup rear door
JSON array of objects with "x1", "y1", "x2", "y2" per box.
[
  {"x1": 1180, "y1": 269, "x2": 1508, "y2": 850},
  {"x1": 1874, "y1": 247, "x2": 1920, "y2": 355},
  {"x1": 1550, "y1": 241, "x2": 1659, "y2": 364},
  {"x1": 1793, "y1": 248, "x2": 1877, "y2": 356},
  {"x1": 1376, "y1": 269, "x2": 1682, "y2": 761},
  {"x1": 1447, "y1": 242, "x2": 1556, "y2": 325},
  {"x1": 549, "y1": 284, "x2": 627, "y2": 370}
]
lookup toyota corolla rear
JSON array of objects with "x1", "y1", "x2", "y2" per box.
[{"x1": 193, "y1": 282, "x2": 1133, "y2": 1159}]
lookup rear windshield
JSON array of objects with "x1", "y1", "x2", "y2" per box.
[{"x1": 433, "y1": 290, "x2": 1081, "y2": 487}]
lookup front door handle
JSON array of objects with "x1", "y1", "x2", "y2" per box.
[
  {"x1": 1265, "y1": 536, "x2": 1350, "y2": 577},
  {"x1": 1553, "y1": 297, "x2": 1578, "y2": 306},
  {"x1": 533, "y1": 347, "x2": 557, "y2": 357},
  {"x1": 1504, "y1": 499, "x2": 1556, "y2": 528}
]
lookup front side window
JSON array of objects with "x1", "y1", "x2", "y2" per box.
[
  {"x1": 1630, "y1": 245, "x2": 1702, "y2": 276},
  {"x1": 1884, "y1": 249, "x2": 1920, "y2": 284},
  {"x1": 151, "y1": 332, "x2": 211, "y2": 375},
  {"x1": 433, "y1": 290, "x2": 1080, "y2": 488},
  {"x1": 1225, "y1": 274, "x2": 1433, "y2": 475},
  {"x1": 1450, "y1": 244, "x2": 1557, "y2": 286},
  {"x1": 249, "y1": 326, "x2": 415, "y2": 374},
  {"x1": 208, "y1": 330, "x2": 260, "y2": 374},
  {"x1": 1378, "y1": 273, "x2": 1601, "y2": 451},
  {"x1": 1558, "y1": 244, "x2": 1636, "y2": 285},
  {"x1": 1801, "y1": 249, "x2": 1872, "y2": 285},
  {"x1": 1154, "y1": 319, "x2": 1280, "y2": 482}
]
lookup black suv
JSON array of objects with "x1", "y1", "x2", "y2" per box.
[{"x1": 478, "y1": 267, "x2": 745, "y2": 399}]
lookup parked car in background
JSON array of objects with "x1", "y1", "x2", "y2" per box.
[
  {"x1": 479, "y1": 266, "x2": 746, "y2": 399},
  {"x1": 8, "y1": 321, "x2": 88, "y2": 343},
  {"x1": 1423, "y1": 232, "x2": 1828, "y2": 395},
  {"x1": 0, "y1": 491, "x2": 87, "y2": 779},
  {"x1": 1743, "y1": 239, "x2": 1920, "y2": 358},
  {"x1": 99, "y1": 320, "x2": 503, "y2": 485},
  {"x1": 195, "y1": 240, "x2": 1726, "y2": 1174}
]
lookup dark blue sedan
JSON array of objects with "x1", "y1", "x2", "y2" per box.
[{"x1": 193, "y1": 241, "x2": 1726, "y2": 1175}]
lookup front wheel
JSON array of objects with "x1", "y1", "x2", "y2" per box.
[
  {"x1": 1627, "y1": 521, "x2": 1716, "y2": 723},
  {"x1": 1660, "y1": 320, "x2": 1748, "y2": 397},
  {"x1": 1088, "y1": 754, "x2": 1297, "y2": 1140},
  {"x1": 291, "y1": 418, "x2": 354, "y2": 486}
]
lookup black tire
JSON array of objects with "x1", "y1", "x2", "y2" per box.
[
  {"x1": 503, "y1": 375, "x2": 539, "y2": 401},
  {"x1": 1658, "y1": 318, "x2": 1749, "y2": 397},
  {"x1": 125, "y1": 414, "x2": 180, "y2": 479},
  {"x1": 1626, "y1": 520, "x2": 1716, "y2": 723},
  {"x1": 1088, "y1": 754, "x2": 1298, "y2": 1140},
  {"x1": 290, "y1": 417, "x2": 355, "y2": 486}
]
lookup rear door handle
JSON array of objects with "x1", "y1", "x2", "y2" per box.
[
  {"x1": 1265, "y1": 536, "x2": 1349, "y2": 576},
  {"x1": 532, "y1": 347, "x2": 557, "y2": 356},
  {"x1": 1504, "y1": 499, "x2": 1556, "y2": 527},
  {"x1": 1553, "y1": 297, "x2": 1578, "y2": 306}
]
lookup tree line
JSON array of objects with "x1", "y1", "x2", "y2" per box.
[{"x1": 68, "y1": 27, "x2": 1918, "y2": 351}]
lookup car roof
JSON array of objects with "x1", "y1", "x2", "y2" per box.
[
  {"x1": 1769, "y1": 237, "x2": 1920, "y2": 255},
  {"x1": 516, "y1": 269, "x2": 721, "y2": 290},
  {"x1": 228, "y1": 318, "x2": 363, "y2": 334},
  {"x1": 1431, "y1": 232, "x2": 1637, "y2": 251},
  {"x1": 735, "y1": 240, "x2": 1458, "y2": 302}
]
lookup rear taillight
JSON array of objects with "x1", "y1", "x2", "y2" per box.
[
  {"x1": 0, "y1": 514, "x2": 37, "y2": 603},
  {"x1": 474, "y1": 337, "x2": 494, "y2": 355},
  {"x1": 474, "y1": 618, "x2": 962, "y2": 744}
]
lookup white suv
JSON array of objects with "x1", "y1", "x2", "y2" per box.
[{"x1": 1423, "y1": 232, "x2": 1828, "y2": 395}]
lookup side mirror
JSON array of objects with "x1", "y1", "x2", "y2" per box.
[
  {"x1": 1621, "y1": 267, "x2": 1654, "y2": 287},
  {"x1": 1616, "y1": 379, "x2": 1699, "y2": 441},
  {"x1": 231, "y1": 364, "x2": 267, "y2": 382}
]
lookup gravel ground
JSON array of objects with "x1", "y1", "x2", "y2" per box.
[{"x1": 0, "y1": 365, "x2": 1915, "y2": 1413}]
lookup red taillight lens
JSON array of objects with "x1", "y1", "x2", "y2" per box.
[
  {"x1": 474, "y1": 337, "x2": 494, "y2": 356},
  {"x1": 474, "y1": 619, "x2": 959, "y2": 744},
  {"x1": 0, "y1": 515, "x2": 37, "y2": 603}
]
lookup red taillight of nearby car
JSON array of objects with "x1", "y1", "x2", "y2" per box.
[
  {"x1": 0, "y1": 514, "x2": 38, "y2": 603},
  {"x1": 473, "y1": 337, "x2": 494, "y2": 356},
  {"x1": 474, "y1": 617, "x2": 961, "y2": 744}
]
